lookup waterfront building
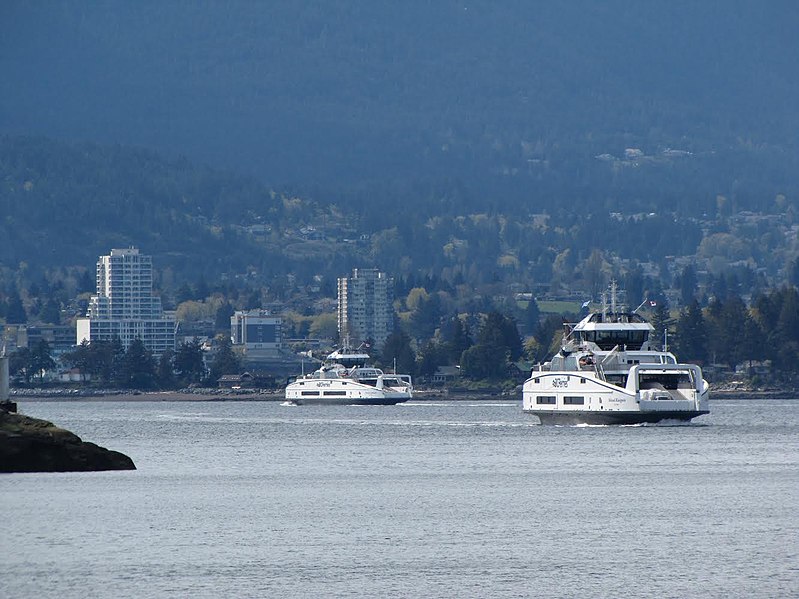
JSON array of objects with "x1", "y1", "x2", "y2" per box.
[
  {"x1": 2, "y1": 324, "x2": 75, "y2": 356},
  {"x1": 337, "y1": 268, "x2": 393, "y2": 350},
  {"x1": 229, "y1": 310, "x2": 302, "y2": 376},
  {"x1": 76, "y1": 247, "x2": 175, "y2": 356},
  {"x1": 230, "y1": 310, "x2": 283, "y2": 357}
]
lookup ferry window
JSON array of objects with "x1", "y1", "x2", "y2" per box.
[
  {"x1": 563, "y1": 396, "x2": 584, "y2": 405},
  {"x1": 580, "y1": 378, "x2": 586, "y2": 383},
  {"x1": 301, "y1": 391, "x2": 320, "y2": 396},
  {"x1": 536, "y1": 396, "x2": 556, "y2": 405},
  {"x1": 323, "y1": 391, "x2": 348, "y2": 396},
  {"x1": 534, "y1": 378, "x2": 540, "y2": 383}
]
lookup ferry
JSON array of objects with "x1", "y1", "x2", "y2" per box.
[
  {"x1": 522, "y1": 284, "x2": 709, "y2": 424},
  {"x1": 285, "y1": 346, "x2": 412, "y2": 405}
]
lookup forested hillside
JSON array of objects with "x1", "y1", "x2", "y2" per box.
[{"x1": 2, "y1": 134, "x2": 797, "y2": 303}]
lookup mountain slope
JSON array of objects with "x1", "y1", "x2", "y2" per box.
[{"x1": 2, "y1": 1, "x2": 798, "y2": 209}]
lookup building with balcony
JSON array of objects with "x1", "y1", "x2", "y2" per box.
[
  {"x1": 337, "y1": 268, "x2": 394, "y2": 350},
  {"x1": 76, "y1": 247, "x2": 175, "y2": 356}
]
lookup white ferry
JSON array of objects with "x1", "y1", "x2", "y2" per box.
[
  {"x1": 522, "y1": 285, "x2": 709, "y2": 424},
  {"x1": 285, "y1": 346, "x2": 412, "y2": 405}
]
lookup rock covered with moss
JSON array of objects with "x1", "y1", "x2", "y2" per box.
[{"x1": 0, "y1": 410, "x2": 136, "y2": 473}]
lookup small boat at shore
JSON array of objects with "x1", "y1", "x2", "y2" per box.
[
  {"x1": 285, "y1": 346, "x2": 412, "y2": 406},
  {"x1": 522, "y1": 283, "x2": 710, "y2": 425}
]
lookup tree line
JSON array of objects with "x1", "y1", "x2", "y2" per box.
[
  {"x1": 6, "y1": 283, "x2": 799, "y2": 390},
  {"x1": 9, "y1": 336, "x2": 240, "y2": 390}
]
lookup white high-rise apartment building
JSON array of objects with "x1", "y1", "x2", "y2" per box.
[
  {"x1": 337, "y1": 268, "x2": 393, "y2": 350},
  {"x1": 76, "y1": 247, "x2": 175, "y2": 356}
]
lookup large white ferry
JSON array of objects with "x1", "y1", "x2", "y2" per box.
[
  {"x1": 285, "y1": 346, "x2": 413, "y2": 405},
  {"x1": 523, "y1": 284, "x2": 709, "y2": 424}
]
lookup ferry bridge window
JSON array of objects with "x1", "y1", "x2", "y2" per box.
[{"x1": 589, "y1": 330, "x2": 648, "y2": 350}]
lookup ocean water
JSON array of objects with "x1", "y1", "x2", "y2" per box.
[{"x1": 1, "y1": 399, "x2": 798, "y2": 599}]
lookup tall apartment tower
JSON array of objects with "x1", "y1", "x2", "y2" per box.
[
  {"x1": 337, "y1": 268, "x2": 394, "y2": 350},
  {"x1": 76, "y1": 247, "x2": 176, "y2": 356}
]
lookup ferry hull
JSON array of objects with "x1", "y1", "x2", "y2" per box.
[
  {"x1": 526, "y1": 409, "x2": 709, "y2": 425},
  {"x1": 288, "y1": 396, "x2": 410, "y2": 406}
]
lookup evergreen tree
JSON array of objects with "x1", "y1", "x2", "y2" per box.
[
  {"x1": 78, "y1": 269, "x2": 95, "y2": 293},
  {"x1": 521, "y1": 298, "x2": 541, "y2": 337},
  {"x1": 774, "y1": 287, "x2": 799, "y2": 371},
  {"x1": 379, "y1": 331, "x2": 416, "y2": 375},
  {"x1": 721, "y1": 295, "x2": 750, "y2": 369},
  {"x1": 417, "y1": 340, "x2": 446, "y2": 378},
  {"x1": 206, "y1": 335, "x2": 240, "y2": 385},
  {"x1": 84, "y1": 340, "x2": 117, "y2": 385},
  {"x1": 31, "y1": 339, "x2": 56, "y2": 381},
  {"x1": 674, "y1": 300, "x2": 708, "y2": 364},
  {"x1": 63, "y1": 340, "x2": 92, "y2": 381},
  {"x1": 704, "y1": 296, "x2": 725, "y2": 364},
  {"x1": 174, "y1": 339, "x2": 206, "y2": 385},
  {"x1": 623, "y1": 266, "x2": 645, "y2": 309},
  {"x1": 409, "y1": 293, "x2": 443, "y2": 340},
  {"x1": 10, "y1": 347, "x2": 33, "y2": 384},
  {"x1": 460, "y1": 343, "x2": 507, "y2": 380},
  {"x1": 677, "y1": 265, "x2": 698, "y2": 306},
  {"x1": 119, "y1": 339, "x2": 157, "y2": 389},
  {"x1": 5, "y1": 291, "x2": 27, "y2": 324},
  {"x1": 109, "y1": 337, "x2": 127, "y2": 386},
  {"x1": 739, "y1": 309, "x2": 766, "y2": 372},
  {"x1": 157, "y1": 349, "x2": 176, "y2": 388},
  {"x1": 175, "y1": 283, "x2": 194, "y2": 305},
  {"x1": 39, "y1": 297, "x2": 62, "y2": 325},
  {"x1": 648, "y1": 300, "x2": 672, "y2": 351},
  {"x1": 478, "y1": 311, "x2": 523, "y2": 361},
  {"x1": 245, "y1": 289, "x2": 261, "y2": 310},
  {"x1": 441, "y1": 314, "x2": 472, "y2": 364},
  {"x1": 459, "y1": 311, "x2": 522, "y2": 380},
  {"x1": 535, "y1": 314, "x2": 566, "y2": 360},
  {"x1": 195, "y1": 276, "x2": 210, "y2": 300},
  {"x1": 214, "y1": 302, "x2": 235, "y2": 333}
]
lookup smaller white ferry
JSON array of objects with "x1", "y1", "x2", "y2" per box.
[
  {"x1": 523, "y1": 283, "x2": 709, "y2": 425},
  {"x1": 285, "y1": 346, "x2": 413, "y2": 405}
]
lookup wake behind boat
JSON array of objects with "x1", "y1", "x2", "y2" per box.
[
  {"x1": 285, "y1": 346, "x2": 412, "y2": 405},
  {"x1": 522, "y1": 283, "x2": 709, "y2": 425}
]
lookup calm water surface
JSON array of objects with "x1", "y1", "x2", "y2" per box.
[{"x1": 2, "y1": 399, "x2": 798, "y2": 598}]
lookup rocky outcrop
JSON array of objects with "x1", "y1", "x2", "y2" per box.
[{"x1": 0, "y1": 410, "x2": 136, "y2": 473}]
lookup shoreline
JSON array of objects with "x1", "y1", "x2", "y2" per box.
[
  {"x1": 11, "y1": 388, "x2": 799, "y2": 403},
  {"x1": 11, "y1": 388, "x2": 511, "y2": 403}
]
